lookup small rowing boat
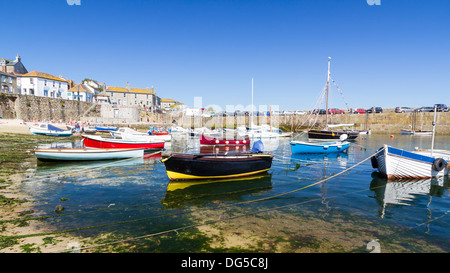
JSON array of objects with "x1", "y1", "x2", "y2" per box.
[
  {"x1": 34, "y1": 148, "x2": 144, "y2": 161},
  {"x1": 161, "y1": 153, "x2": 273, "y2": 180},
  {"x1": 162, "y1": 140, "x2": 273, "y2": 180}
]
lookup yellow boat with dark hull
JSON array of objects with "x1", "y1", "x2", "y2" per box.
[{"x1": 161, "y1": 153, "x2": 273, "y2": 181}]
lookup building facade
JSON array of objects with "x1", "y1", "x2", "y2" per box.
[
  {"x1": 19, "y1": 71, "x2": 69, "y2": 99},
  {"x1": 0, "y1": 71, "x2": 17, "y2": 94},
  {"x1": 0, "y1": 54, "x2": 28, "y2": 75},
  {"x1": 106, "y1": 84, "x2": 161, "y2": 111}
]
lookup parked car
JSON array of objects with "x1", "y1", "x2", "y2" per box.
[
  {"x1": 312, "y1": 109, "x2": 326, "y2": 115},
  {"x1": 294, "y1": 110, "x2": 307, "y2": 115},
  {"x1": 328, "y1": 108, "x2": 345, "y2": 114},
  {"x1": 415, "y1": 107, "x2": 435, "y2": 112},
  {"x1": 434, "y1": 104, "x2": 449, "y2": 112},
  {"x1": 353, "y1": 108, "x2": 366, "y2": 114},
  {"x1": 366, "y1": 107, "x2": 383, "y2": 113},
  {"x1": 395, "y1": 107, "x2": 414, "y2": 113}
]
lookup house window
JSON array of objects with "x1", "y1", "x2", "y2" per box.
[
  {"x1": 30, "y1": 88, "x2": 34, "y2": 95},
  {"x1": 123, "y1": 93, "x2": 126, "y2": 98},
  {"x1": 44, "y1": 90, "x2": 48, "y2": 97},
  {"x1": 135, "y1": 94, "x2": 137, "y2": 98},
  {"x1": 44, "y1": 80, "x2": 47, "y2": 86},
  {"x1": 30, "y1": 78, "x2": 33, "y2": 84}
]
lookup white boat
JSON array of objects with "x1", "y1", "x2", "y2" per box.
[
  {"x1": 373, "y1": 107, "x2": 449, "y2": 179},
  {"x1": 29, "y1": 123, "x2": 73, "y2": 137},
  {"x1": 400, "y1": 129, "x2": 432, "y2": 136},
  {"x1": 112, "y1": 127, "x2": 171, "y2": 142},
  {"x1": 372, "y1": 145, "x2": 449, "y2": 179},
  {"x1": 34, "y1": 148, "x2": 144, "y2": 161}
]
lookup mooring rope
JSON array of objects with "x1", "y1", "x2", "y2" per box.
[{"x1": 49, "y1": 147, "x2": 386, "y2": 252}]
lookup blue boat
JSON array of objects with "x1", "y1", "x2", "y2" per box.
[
  {"x1": 94, "y1": 126, "x2": 118, "y2": 132},
  {"x1": 290, "y1": 140, "x2": 350, "y2": 154}
]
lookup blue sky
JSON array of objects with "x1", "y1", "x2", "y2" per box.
[{"x1": 2, "y1": 0, "x2": 449, "y2": 110}]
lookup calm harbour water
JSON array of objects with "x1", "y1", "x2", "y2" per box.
[{"x1": 22, "y1": 134, "x2": 450, "y2": 252}]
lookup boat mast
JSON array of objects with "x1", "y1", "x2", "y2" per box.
[
  {"x1": 325, "y1": 57, "x2": 331, "y2": 129},
  {"x1": 431, "y1": 105, "x2": 437, "y2": 156},
  {"x1": 251, "y1": 78, "x2": 254, "y2": 129}
]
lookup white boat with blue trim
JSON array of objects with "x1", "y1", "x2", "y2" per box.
[
  {"x1": 290, "y1": 140, "x2": 350, "y2": 154},
  {"x1": 29, "y1": 123, "x2": 73, "y2": 137},
  {"x1": 372, "y1": 106, "x2": 449, "y2": 179},
  {"x1": 371, "y1": 145, "x2": 449, "y2": 179},
  {"x1": 34, "y1": 148, "x2": 145, "y2": 162}
]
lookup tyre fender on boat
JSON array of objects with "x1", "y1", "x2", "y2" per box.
[
  {"x1": 371, "y1": 156, "x2": 378, "y2": 169},
  {"x1": 432, "y1": 158, "x2": 446, "y2": 172}
]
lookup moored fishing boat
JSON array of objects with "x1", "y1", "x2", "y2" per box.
[
  {"x1": 372, "y1": 107, "x2": 449, "y2": 179},
  {"x1": 307, "y1": 129, "x2": 359, "y2": 140},
  {"x1": 307, "y1": 58, "x2": 359, "y2": 141},
  {"x1": 200, "y1": 134, "x2": 250, "y2": 146},
  {"x1": 82, "y1": 135, "x2": 165, "y2": 150},
  {"x1": 371, "y1": 145, "x2": 449, "y2": 179},
  {"x1": 162, "y1": 153, "x2": 273, "y2": 180},
  {"x1": 34, "y1": 148, "x2": 144, "y2": 161},
  {"x1": 29, "y1": 123, "x2": 73, "y2": 137},
  {"x1": 161, "y1": 140, "x2": 273, "y2": 180}
]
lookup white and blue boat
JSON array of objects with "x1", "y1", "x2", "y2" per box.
[
  {"x1": 34, "y1": 148, "x2": 144, "y2": 162},
  {"x1": 290, "y1": 134, "x2": 350, "y2": 154},
  {"x1": 290, "y1": 140, "x2": 350, "y2": 154},
  {"x1": 29, "y1": 123, "x2": 73, "y2": 137},
  {"x1": 371, "y1": 145, "x2": 449, "y2": 179},
  {"x1": 372, "y1": 106, "x2": 450, "y2": 179}
]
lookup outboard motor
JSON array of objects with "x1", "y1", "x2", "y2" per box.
[{"x1": 251, "y1": 140, "x2": 264, "y2": 153}]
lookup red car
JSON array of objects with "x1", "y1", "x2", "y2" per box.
[
  {"x1": 353, "y1": 108, "x2": 366, "y2": 114},
  {"x1": 328, "y1": 108, "x2": 344, "y2": 114}
]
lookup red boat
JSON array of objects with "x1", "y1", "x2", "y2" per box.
[
  {"x1": 82, "y1": 135, "x2": 165, "y2": 150},
  {"x1": 200, "y1": 134, "x2": 251, "y2": 146},
  {"x1": 151, "y1": 131, "x2": 169, "y2": 135}
]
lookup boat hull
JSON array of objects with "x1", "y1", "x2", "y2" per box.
[
  {"x1": 200, "y1": 134, "x2": 250, "y2": 146},
  {"x1": 290, "y1": 141, "x2": 350, "y2": 154},
  {"x1": 400, "y1": 129, "x2": 432, "y2": 136},
  {"x1": 308, "y1": 130, "x2": 358, "y2": 140},
  {"x1": 162, "y1": 153, "x2": 273, "y2": 180},
  {"x1": 35, "y1": 148, "x2": 144, "y2": 161},
  {"x1": 29, "y1": 126, "x2": 73, "y2": 137},
  {"x1": 373, "y1": 145, "x2": 449, "y2": 179},
  {"x1": 95, "y1": 126, "x2": 118, "y2": 132},
  {"x1": 82, "y1": 135, "x2": 165, "y2": 150}
]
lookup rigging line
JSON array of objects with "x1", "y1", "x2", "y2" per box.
[
  {"x1": 6, "y1": 149, "x2": 384, "y2": 243},
  {"x1": 329, "y1": 77, "x2": 350, "y2": 110}
]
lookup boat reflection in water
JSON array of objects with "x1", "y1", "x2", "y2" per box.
[
  {"x1": 370, "y1": 173, "x2": 447, "y2": 219},
  {"x1": 161, "y1": 173, "x2": 272, "y2": 209},
  {"x1": 34, "y1": 156, "x2": 146, "y2": 176}
]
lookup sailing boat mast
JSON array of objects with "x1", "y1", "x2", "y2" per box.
[
  {"x1": 325, "y1": 57, "x2": 331, "y2": 128},
  {"x1": 251, "y1": 78, "x2": 254, "y2": 129}
]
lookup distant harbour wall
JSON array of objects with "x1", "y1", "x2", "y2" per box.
[{"x1": 162, "y1": 111, "x2": 450, "y2": 135}]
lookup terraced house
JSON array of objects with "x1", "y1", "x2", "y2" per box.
[
  {"x1": 19, "y1": 71, "x2": 70, "y2": 99},
  {"x1": 106, "y1": 83, "x2": 161, "y2": 111}
]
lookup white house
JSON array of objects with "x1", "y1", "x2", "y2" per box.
[
  {"x1": 67, "y1": 83, "x2": 94, "y2": 102},
  {"x1": 19, "y1": 71, "x2": 69, "y2": 99}
]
